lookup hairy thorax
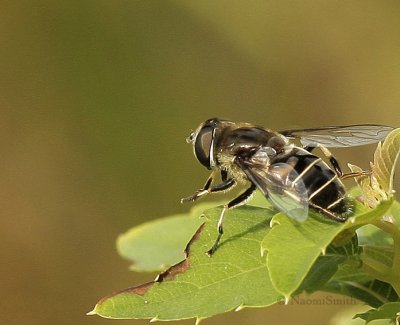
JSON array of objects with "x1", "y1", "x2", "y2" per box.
[{"x1": 216, "y1": 152, "x2": 249, "y2": 184}]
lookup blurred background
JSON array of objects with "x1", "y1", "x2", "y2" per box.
[{"x1": 1, "y1": 1, "x2": 400, "y2": 324}]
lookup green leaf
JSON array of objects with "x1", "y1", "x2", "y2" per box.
[
  {"x1": 117, "y1": 215, "x2": 202, "y2": 272},
  {"x1": 117, "y1": 193, "x2": 271, "y2": 273},
  {"x1": 350, "y1": 199, "x2": 394, "y2": 228},
  {"x1": 357, "y1": 224, "x2": 393, "y2": 246},
  {"x1": 324, "y1": 279, "x2": 398, "y2": 309},
  {"x1": 329, "y1": 306, "x2": 388, "y2": 325},
  {"x1": 372, "y1": 128, "x2": 400, "y2": 195},
  {"x1": 261, "y1": 210, "x2": 346, "y2": 299},
  {"x1": 298, "y1": 254, "x2": 345, "y2": 294},
  {"x1": 324, "y1": 240, "x2": 399, "y2": 307},
  {"x1": 324, "y1": 252, "x2": 399, "y2": 309},
  {"x1": 300, "y1": 235, "x2": 361, "y2": 293},
  {"x1": 262, "y1": 200, "x2": 393, "y2": 299},
  {"x1": 116, "y1": 202, "x2": 220, "y2": 272},
  {"x1": 92, "y1": 186, "x2": 395, "y2": 321},
  {"x1": 355, "y1": 302, "x2": 400, "y2": 323},
  {"x1": 89, "y1": 206, "x2": 283, "y2": 321},
  {"x1": 361, "y1": 246, "x2": 393, "y2": 271},
  {"x1": 349, "y1": 128, "x2": 400, "y2": 208},
  {"x1": 389, "y1": 200, "x2": 400, "y2": 226}
]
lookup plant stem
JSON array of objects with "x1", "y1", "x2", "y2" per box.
[{"x1": 372, "y1": 217, "x2": 400, "y2": 296}]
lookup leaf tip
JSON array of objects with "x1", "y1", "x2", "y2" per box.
[
  {"x1": 234, "y1": 304, "x2": 245, "y2": 312},
  {"x1": 269, "y1": 218, "x2": 280, "y2": 228},
  {"x1": 195, "y1": 317, "x2": 204, "y2": 325},
  {"x1": 284, "y1": 296, "x2": 290, "y2": 305},
  {"x1": 150, "y1": 315, "x2": 160, "y2": 322},
  {"x1": 86, "y1": 307, "x2": 97, "y2": 316}
]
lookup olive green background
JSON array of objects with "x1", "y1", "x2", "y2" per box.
[{"x1": 1, "y1": 1, "x2": 400, "y2": 324}]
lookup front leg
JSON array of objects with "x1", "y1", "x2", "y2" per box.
[
  {"x1": 181, "y1": 173, "x2": 235, "y2": 203},
  {"x1": 206, "y1": 183, "x2": 257, "y2": 256}
]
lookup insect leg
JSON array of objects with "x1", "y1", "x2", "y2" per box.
[
  {"x1": 309, "y1": 202, "x2": 347, "y2": 222},
  {"x1": 304, "y1": 145, "x2": 316, "y2": 153},
  {"x1": 316, "y1": 146, "x2": 344, "y2": 177},
  {"x1": 181, "y1": 175, "x2": 235, "y2": 203},
  {"x1": 221, "y1": 169, "x2": 228, "y2": 181},
  {"x1": 318, "y1": 146, "x2": 370, "y2": 179},
  {"x1": 207, "y1": 183, "x2": 257, "y2": 256}
]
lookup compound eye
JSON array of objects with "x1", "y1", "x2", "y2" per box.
[{"x1": 194, "y1": 125, "x2": 214, "y2": 169}]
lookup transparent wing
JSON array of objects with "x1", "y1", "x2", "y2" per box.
[
  {"x1": 279, "y1": 124, "x2": 394, "y2": 148},
  {"x1": 236, "y1": 159, "x2": 309, "y2": 222}
]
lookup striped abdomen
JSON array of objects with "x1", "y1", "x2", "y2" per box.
[{"x1": 275, "y1": 148, "x2": 352, "y2": 222}]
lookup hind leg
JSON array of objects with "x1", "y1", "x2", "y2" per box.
[{"x1": 314, "y1": 145, "x2": 370, "y2": 180}]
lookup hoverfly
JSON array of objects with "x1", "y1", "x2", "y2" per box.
[{"x1": 181, "y1": 118, "x2": 393, "y2": 255}]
